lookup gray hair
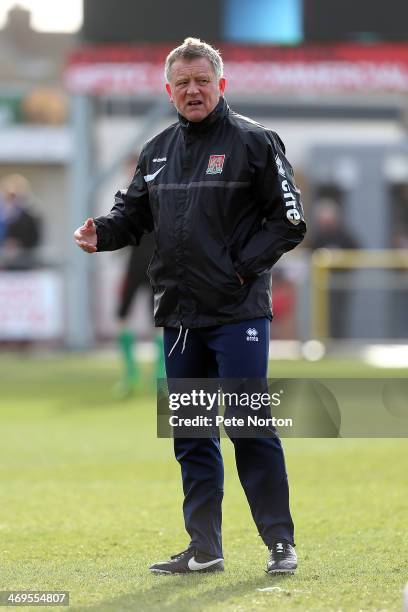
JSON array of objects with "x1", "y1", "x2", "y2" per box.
[{"x1": 165, "y1": 37, "x2": 224, "y2": 83}]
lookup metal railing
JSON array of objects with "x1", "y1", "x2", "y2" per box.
[{"x1": 311, "y1": 249, "x2": 408, "y2": 340}]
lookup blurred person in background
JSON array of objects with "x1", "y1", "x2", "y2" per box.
[
  {"x1": 308, "y1": 198, "x2": 359, "y2": 338},
  {"x1": 391, "y1": 184, "x2": 408, "y2": 248},
  {"x1": 309, "y1": 198, "x2": 359, "y2": 251},
  {"x1": 113, "y1": 155, "x2": 165, "y2": 398},
  {"x1": 389, "y1": 185, "x2": 408, "y2": 337},
  {"x1": 0, "y1": 174, "x2": 41, "y2": 270},
  {"x1": 114, "y1": 240, "x2": 166, "y2": 396},
  {"x1": 74, "y1": 37, "x2": 305, "y2": 576}
]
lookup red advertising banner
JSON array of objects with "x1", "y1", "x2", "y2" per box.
[{"x1": 64, "y1": 44, "x2": 408, "y2": 95}]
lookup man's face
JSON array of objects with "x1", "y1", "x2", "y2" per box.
[{"x1": 166, "y1": 57, "x2": 226, "y2": 122}]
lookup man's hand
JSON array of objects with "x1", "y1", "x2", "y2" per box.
[{"x1": 74, "y1": 218, "x2": 97, "y2": 253}]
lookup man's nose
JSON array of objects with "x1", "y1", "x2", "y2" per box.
[{"x1": 186, "y1": 81, "x2": 200, "y2": 95}]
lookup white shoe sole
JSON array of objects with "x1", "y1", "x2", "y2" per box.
[{"x1": 150, "y1": 566, "x2": 224, "y2": 575}]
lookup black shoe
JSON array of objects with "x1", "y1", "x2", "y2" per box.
[
  {"x1": 149, "y1": 548, "x2": 224, "y2": 574},
  {"x1": 267, "y1": 540, "x2": 297, "y2": 574}
]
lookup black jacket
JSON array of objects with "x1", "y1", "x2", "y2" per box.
[{"x1": 94, "y1": 97, "x2": 306, "y2": 328}]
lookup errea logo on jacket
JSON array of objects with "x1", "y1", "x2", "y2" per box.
[
  {"x1": 275, "y1": 153, "x2": 302, "y2": 226},
  {"x1": 206, "y1": 154, "x2": 225, "y2": 175}
]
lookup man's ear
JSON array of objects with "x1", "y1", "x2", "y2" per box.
[
  {"x1": 165, "y1": 83, "x2": 173, "y2": 103},
  {"x1": 219, "y1": 77, "x2": 226, "y2": 96}
]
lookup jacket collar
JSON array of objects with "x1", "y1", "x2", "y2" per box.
[{"x1": 178, "y1": 97, "x2": 229, "y2": 134}]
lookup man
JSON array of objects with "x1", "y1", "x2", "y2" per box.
[
  {"x1": 0, "y1": 174, "x2": 41, "y2": 270},
  {"x1": 308, "y1": 198, "x2": 359, "y2": 338},
  {"x1": 74, "y1": 38, "x2": 306, "y2": 575}
]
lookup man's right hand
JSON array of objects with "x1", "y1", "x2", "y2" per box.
[{"x1": 74, "y1": 218, "x2": 97, "y2": 253}]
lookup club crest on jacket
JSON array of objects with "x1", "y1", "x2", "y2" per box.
[{"x1": 206, "y1": 154, "x2": 225, "y2": 175}]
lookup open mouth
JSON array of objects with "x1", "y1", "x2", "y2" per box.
[{"x1": 188, "y1": 100, "x2": 203, "y2": 108}]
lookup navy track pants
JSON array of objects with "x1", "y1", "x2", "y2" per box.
[{"x1": 164, "y1": 317, "x2": 294, "y2": 558}]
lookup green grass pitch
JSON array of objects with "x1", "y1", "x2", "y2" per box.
[{"x1": 0, "y1": 354, "x2": 407, "y2": 611}]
